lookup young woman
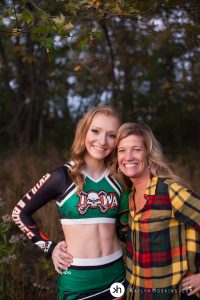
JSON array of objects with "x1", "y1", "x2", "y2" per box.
[
  {"x1": 113, "y1": 122, "x2": 200, "y2": 300},
  {"x1": 12, "y1": 106, "x2": 128, "y2": 300}
]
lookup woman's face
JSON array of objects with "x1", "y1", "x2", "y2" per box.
[
  {"x1": 117, "y1": 134, "x2": 149, "y2": 181},
  {"x1": 85, "y1": 113, "x2": 119, "y2": 162}
]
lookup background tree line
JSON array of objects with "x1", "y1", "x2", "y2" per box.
[{"x1": 0, "y1": 0, "x2": 199, "y2": 153}]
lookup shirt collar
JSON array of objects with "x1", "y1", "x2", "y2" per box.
[
  {"x1": 145, "y1": 176, "x2": 158, "y2": 196},
  {"x1": 130, "y1": 176, "x2": 158, "y2": 196}
]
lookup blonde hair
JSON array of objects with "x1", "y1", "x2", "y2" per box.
[
  {"x1": 111, "y1": 122, "x2": 181, "y2": 185},
  {"x1": 69, "y1": 106, "x2": 120, "y2": 190}
]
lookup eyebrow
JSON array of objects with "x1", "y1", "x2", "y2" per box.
[
  {"x1": 91, "y1": 126, "x2": 116, "y2": 133},
  {"x1": 118, "y1": 145, "x2": 143, "y2": 149}
]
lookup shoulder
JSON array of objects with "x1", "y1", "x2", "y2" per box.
[
  {"x1": 155, "y1": 177, "x2": 175, "y2": 195},
  {"x1": 161, "y1": 178, "x2": 184, "y2": 191},
  {"x1": 49, "y1": 164, "x2": 73, "y2": 186},
  {"x1": 55, "y1": 163, "x2": 73, "y2": 180},
  {"x1": 160, "y1": 177, "x2": 193, "y2": 199},
  {"x1": 46, "y1": 165, "x2": 74, "y2": 198}
]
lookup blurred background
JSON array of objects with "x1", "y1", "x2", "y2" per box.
[{"x1": 0, "y1": 1, "x2": 200, "y2": 299}]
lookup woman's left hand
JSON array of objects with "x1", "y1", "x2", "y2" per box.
[{"x1": 181, "y1": 273, "x2": 200, "y2": 296}]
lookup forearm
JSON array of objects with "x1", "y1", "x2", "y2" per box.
[{"x1": 12, "y1": 168, "x2": 65, "y2": 255}]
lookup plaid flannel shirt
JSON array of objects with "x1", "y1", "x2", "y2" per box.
[{"x1": 126, "y1": 176, "x2": 200, "y2": 300}]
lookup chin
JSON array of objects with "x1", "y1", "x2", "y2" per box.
[
  {"x1": 93, "y1": 154, "x2": 107, "y2": 160},
  {"x1": 94, "y1": 151, "x2": 109, "y2": 159},
  {"x1": 122, "y1": 172, "x2": 134, "y2": 178},
  {"x1": 128, "y1": 173, "x2": 137, "y2": 178}
]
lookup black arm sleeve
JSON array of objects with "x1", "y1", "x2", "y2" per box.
[{"x1": 12, "y1": 166, "x2": 69, "y2": 256}]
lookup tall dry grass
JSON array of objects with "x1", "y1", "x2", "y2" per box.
[
  {"x1": 171, "y1": 152, "x2": 200, "y2": 194},
  {"x1": 1, "y1": 148, "x2": 67, "y2": 241}
]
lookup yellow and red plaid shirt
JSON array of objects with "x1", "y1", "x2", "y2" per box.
[{"x1": 126, "y1": 176, "x2": 200, "y2": 300}]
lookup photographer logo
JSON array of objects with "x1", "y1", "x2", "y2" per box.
[{"x1": 110, "y1": 282, "x2": 125, "y2": 298}]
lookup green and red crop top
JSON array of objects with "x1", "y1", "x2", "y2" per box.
[{"x1": 12, "y1": 164, "x2": 128, "y2": 256}]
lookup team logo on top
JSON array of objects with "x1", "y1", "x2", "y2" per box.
[{"x1": 77, "y1": 190, "x2": 118, "y2": 214}]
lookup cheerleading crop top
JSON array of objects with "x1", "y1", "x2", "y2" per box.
[{"x1": 12, "y1": 164, "x2": 128, "y2": 256}]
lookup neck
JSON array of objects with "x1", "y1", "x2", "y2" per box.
[
  {"x1": 83, "y1": 154, "x2": 106, "y2": 178},
  {"x1": 131, "y1": 171, "x2": 151, "y2": 193}
]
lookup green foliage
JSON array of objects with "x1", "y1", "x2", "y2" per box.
[
  {"x1": 21, "y1": 9, "x2": 34, "y2": 25},
  {"x1": 0, "y1": 214, "x2": 28, "y2": 298},
  {"x1": 78, "y1": 37, "x2": 89, "y2": 49},
  {"x1": 0, "y1": 218, "x2": 56, "y2": 299},
  {"x1": 0, "y1": 219, "x2": 16, "y2": 262}
]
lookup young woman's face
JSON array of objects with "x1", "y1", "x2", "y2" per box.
[
  {"x1": 117, "y1": 134, "x2": 149, "y2": 181},
  {"x1": 85, "y1": 113, "x2": 119, "y2": 162}
]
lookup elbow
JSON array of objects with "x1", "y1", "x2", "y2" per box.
[
  {"x1": 11, "y1": 205, "x2": 20, "y2": 224},
  {"x1": 11, "y1": 205, "x2": 35, "y2": 240}
]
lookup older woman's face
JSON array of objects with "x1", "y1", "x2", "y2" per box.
[{"x1": 117, "y1": 134, "x2": 149, "y2": 181}]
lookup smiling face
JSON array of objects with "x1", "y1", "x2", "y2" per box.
[
  {"x1": 84, "y1": 112, "x2": 119, "y2": 163},
  {"x1": 117, "y1": 134, "x2": 150, "y2": 182}
]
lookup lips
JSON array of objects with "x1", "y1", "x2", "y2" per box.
[
  {"x1": 124, "y1": 163, "x2": 138, "y2": 168},
  {"x1": 92, "y1": 145, "x2": 107, "y2": 152}
]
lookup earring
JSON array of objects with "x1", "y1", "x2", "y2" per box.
[{"x1": 118, "y1": 166, "x2": 121, "y2": 173}]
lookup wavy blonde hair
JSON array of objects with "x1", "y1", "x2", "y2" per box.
[
  {"x1": 69, "y1": 106, "x2": 121, "y2": 191},
  {"x1": 111, "y1": 122, "x2": 181, "y2": 187}
]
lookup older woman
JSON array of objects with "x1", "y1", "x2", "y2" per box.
[{"x1": 114, "y1": 122, "x2": 200, "y2": 300}]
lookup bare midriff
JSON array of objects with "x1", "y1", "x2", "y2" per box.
[{"x1": 62, "y1": 223, "x2": 120, "y2": 258}]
